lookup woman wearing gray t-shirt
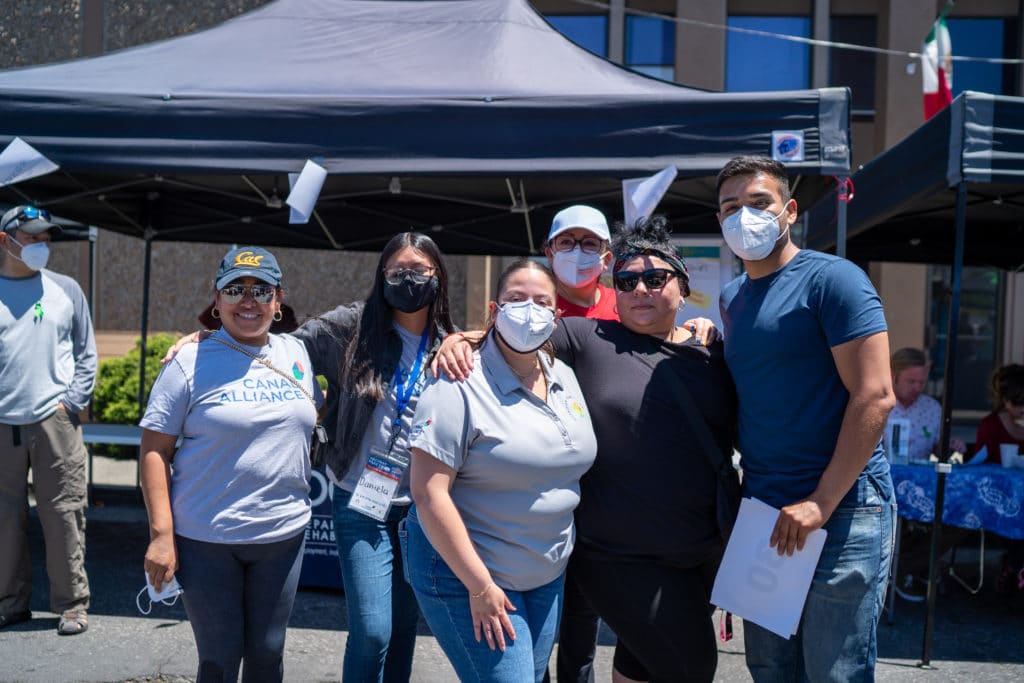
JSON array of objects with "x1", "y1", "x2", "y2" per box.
[
  {"x1": 140, "y1": 246, "x2": 319, "y2": 682},
  {"x1": 405, "y1": 259, "x2": 598, "y2": 683}
]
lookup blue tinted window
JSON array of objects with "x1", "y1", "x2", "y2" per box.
[
  {"x1": 546, "y1": 15, "x2": 608, "y2": 57},
  {"x1": 625, "y1": 16, "x2": 674, "y2": 66},
  {"x1": 946, "y1": 19, "x2": 1005, "y2": 96},
  {"x1": 726, "y1": 16, "x2": 810, "y2": 91}
]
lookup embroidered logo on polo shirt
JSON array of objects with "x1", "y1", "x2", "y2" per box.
[
  {"x1": 409, "y1": 419, "x2": 432, "y2": 440},
  {"x1": 563, "y1": 397, "x2": 585, "y2": 420}
]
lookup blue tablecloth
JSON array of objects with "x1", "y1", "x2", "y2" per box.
[{"x1": 892, "y1": 463, "x2": 1024, "y2": 540}]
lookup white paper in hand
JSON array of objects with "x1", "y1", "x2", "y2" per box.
[
  {"x1": 0, "y1": 137, "x2": 59, "y2": 187},
  {"x1": 286, "y1": 159, "x2": 328, "y2": 224},
  {"x1": 710, "y1": 497, "x2": 827, "y2": 639},
  {"x1": 622, "y1": 165, "x2": 677, "y2": 226}
]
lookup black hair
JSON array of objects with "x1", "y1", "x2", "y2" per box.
[
  {"x1": 344, "y1": 231, "x2": 455, "y2": 401},
  {"x1": 992, "y1": 364, "x2": 1024, "y2": 410},
  {"x1": 716, "y1": 155, "x2": 792, "y2": 204},
  {"x1": 610, "y1": 215, "x2": 690, "y2": 297}
]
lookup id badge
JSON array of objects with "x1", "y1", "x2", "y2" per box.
[{"x1": 348, "y1": 448, "x2": 409, "y2": 521}]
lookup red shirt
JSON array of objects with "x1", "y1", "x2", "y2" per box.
[
  {"x1": 557, "y1": 284, "x2": 619, "y2": 321},
  {"x1": 974, "y1": 411, "x2": 1024, "y2": 464}
]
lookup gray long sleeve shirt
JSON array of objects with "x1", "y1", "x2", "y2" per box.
[{"x1": 0, "y1": 268, "x2": 97, "y2": 423}]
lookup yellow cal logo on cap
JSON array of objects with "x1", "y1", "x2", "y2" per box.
[{"x1": 234, "y1": 251, "x2": 264, "y2": 267}]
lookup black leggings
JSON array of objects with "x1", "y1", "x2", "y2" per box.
[{"x1": 573, "y1": 552, "x2": 720, "y2": 683}]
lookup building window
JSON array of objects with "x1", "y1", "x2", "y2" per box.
[
  {"x1": 726, "y1": 16, "x2": 810, "y2": 91},
  {"x1": 625, "y1": 15, "x2": 674, "y2": 81},
  {"x1": 545, "y1": 15, "x2": 609, "y2": 57},
  {"x1": 830, "y1": 16, "x2": 876, "y2": 116},
  {"x1": 946, "y1": 18, "x2": 1015, "y2": 97},
  {"x1": 927, "y1": 266, "x2": 1003, "y2": 413}
]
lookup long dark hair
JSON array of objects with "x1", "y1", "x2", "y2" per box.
[{"x1": 343, "y1": 232, "x2": 455, "y2": 401}]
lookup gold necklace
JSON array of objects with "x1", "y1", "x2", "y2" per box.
[{"x1": 508, "y1": 361, "x2": 540, "y2": 381}]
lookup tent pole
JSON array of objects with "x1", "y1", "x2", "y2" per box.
[
  {"x1": 835, "y1": 178, "x2": 847, "y2": 258},
  {"x1": 137, "y1": 235, "x2": 153, "y2": 416},
  {"x1": 920, "y1": 180, "x2": 967, "y2": 667}
]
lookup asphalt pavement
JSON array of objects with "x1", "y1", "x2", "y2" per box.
[{"x1": 1, "y1": 478, "x2": 1023, "y2": 681}]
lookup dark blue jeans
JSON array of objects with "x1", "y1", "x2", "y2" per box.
[
  {"x1": 744, "y1": 473, "x2": 897, "y2": 683},
  {"x1": 175, "y1": 531, "x2": 305, "y2": 683},
  {"x1": 332, "y1": 490, "x2": 419, "y2": 683}
]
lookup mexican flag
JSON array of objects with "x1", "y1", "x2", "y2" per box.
[{"x1": 922, "y1": 5, "x2": 954, "y2": 120}]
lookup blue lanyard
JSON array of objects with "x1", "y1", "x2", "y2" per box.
[{"x1": 387, "y1": 327, "x2": 430, "y2": 455}]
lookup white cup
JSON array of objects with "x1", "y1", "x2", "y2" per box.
[{"x1": 1000, "y1": 443, "x2": 1019, "y2": 468}]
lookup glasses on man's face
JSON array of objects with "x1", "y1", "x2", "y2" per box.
[
  {"x1": 383, "y1": 266, "x2": 435, "y2": 286},
  {"x1": 613, "y1": 268, "x2": 676, "y2": 293},
  {"x1": 550, "y1": 234, "x2": 604, "y2": 254},
  {"x1": 219, "y1": 283, "x2": 276, "y2": 304}
]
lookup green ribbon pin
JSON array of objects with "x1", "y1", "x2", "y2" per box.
[{"x1": 33, "y1": 302, "x2": 43, "y2": 322}]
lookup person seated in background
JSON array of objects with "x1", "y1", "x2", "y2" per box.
[
  {"x1": 973, "y1": 364, "x2": 1024, "y2": 594},
  {"x1": 974, "y1": 364, "x2": 1024, "y2": 465},
  {"x1": 885, "y1": 347, "x2": 966, "y2": 462}
]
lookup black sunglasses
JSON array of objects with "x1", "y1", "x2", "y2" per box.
[
  {"x1": 220, "y1": 283, "x2": 276, "y2": 304},
  {"x1": 613, "y1": 268, "x2": 676, "y2": 292}
]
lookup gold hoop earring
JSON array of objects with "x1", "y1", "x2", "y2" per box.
[
  {"x1": 211, "y1": 308, "x2": 220, "y2": 319},
  {"x1": 273, "y1": 310, "x2": 283, "y2": 322}
]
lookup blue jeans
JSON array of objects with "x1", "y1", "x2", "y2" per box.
[
  {"x1": 402, "y1": 507, "x2": 563, "y2": 683},
  {"x1": 744, "y1": 473, "x2": 897, "y2": 683},
  {"x1": 175, "y1": 531, "x2": 305, "y2": 683},
  {"x1": 333, "y1": 490, "x2": 419, "y2": 683}
]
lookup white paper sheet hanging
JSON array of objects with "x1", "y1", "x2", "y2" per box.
[
  {"x1": 0, "y1": 137, "x2": 59, "y2": 187},
  {"x1": 622, "y1": 165, "x2": 677, "y2": 226},
  {"x1": 286, "y1": 159, "x2": 328, "y2": 224}
]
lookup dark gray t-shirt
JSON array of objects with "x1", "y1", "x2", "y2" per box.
[{"x1": 552, "y1": 317, "x2": 737, "y2": 565}]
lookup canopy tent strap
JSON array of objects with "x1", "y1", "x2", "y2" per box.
[
  {"x1": 137, "y1": 234, "x2": 153, "y2": 416},
  {"x1": 920, "y1": 180, "x2": 968, "y2": 667}
]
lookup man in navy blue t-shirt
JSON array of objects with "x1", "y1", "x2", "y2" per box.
[{"x1": 716, "y1": 156, "x2": 896, "y2": 682}]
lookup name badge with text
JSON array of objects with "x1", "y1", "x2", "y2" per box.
[{"x1": 348, "y1": 448, "x2": 409, "y2": 521}]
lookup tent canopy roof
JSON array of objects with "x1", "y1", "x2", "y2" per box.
[
  {"x1": 805, "y1": 91, "x2": 1024, "y2": 271},
  {"x1": 0, "y1": 0, "x2": 850, "y2": 254}
]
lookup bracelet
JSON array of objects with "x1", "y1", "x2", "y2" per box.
[
  {"x1": 447, "y1": 332, "x2": 467, "y2": 342},
  {"x1": 470, "y1": 583, "x2": 495, "y2": 599}
]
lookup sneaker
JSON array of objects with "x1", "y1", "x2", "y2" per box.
[
  {"x1": 0, "y1": 610, "x2": 31, "y2": 630},
  {"x1": 57, "y1": 609, "x2": 88, "y2": 636}
]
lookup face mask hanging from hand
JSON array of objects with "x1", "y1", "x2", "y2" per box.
[
  {"x1": 552, "y1": 248, "x2": 604, "y2": 288},
  {"x1": 6, "y1": 238, "x2": 50, "y2": 271},
  {"x1": 720, "y1": 205, "x2": 790, "y2": 262},
  {"x1": 493, "y1": 300, "x2": 555, "y2": 353}
]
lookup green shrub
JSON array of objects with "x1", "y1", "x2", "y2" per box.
[{"x1": 92, "y1": 333, "x2": 179, "y2": 426}]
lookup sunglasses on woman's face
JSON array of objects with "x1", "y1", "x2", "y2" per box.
[
  {"x1": 219, "y1": 283, "x2": 276, "y2": 304},
  {"x1": 613, "y1": 268, "x2": 676, "y2": 292}
]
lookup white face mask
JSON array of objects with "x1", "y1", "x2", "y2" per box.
[
  {"x1": 720, "y1": 205, "x2": 790, "y2": 262},
  {"x1": 552, "y1": 248, "x2": 604, "y2": 288},
  {"x1": 6, "y1": 236, "x2": 50, "y2": 271},
  {"x1": 493, "y1": 300, "x2": 555, "y2": 353},
  {"x1": 136, "y1": 573, "x2": 183, "y2": 615}
]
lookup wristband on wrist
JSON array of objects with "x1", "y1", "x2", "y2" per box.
[{"x1": 470, "y1": 583, "x2": 495, "y2": 599}]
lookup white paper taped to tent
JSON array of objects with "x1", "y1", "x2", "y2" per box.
[
  {"x1": 622, "y1": 165, "x2": 677, "y2": 226},
  {"x1": 0, "y1": 137, "x2": 59, "y2": 188},
  {"x1": 286, "y1": 160, "x2": 328, "y2": 224}
]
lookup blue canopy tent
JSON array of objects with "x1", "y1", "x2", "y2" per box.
[{"x1": 0, "y1": 0, "x2": 850, "y2": 254}]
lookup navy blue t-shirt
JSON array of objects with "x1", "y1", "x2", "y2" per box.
[{"x1": 720, "y1": 250, "x2": 888, "y2": 508}]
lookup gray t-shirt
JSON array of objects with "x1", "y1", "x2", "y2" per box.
[
  {"x1": 0, "y1": 269, "x2": 97, "y2": 422},
  {"x1": 140, "y1": 328, "x2": 316, "y2": 544},
  {"x1": 410, "y1": 336, "x2": 597, "y2": 591},
  {"x1": 333, "y1": 322, "x2": 430, "y2": 505}
]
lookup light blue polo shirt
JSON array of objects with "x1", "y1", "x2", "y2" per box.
[{"x1": 409, "y1": 336, "x2": 597, "y2": 591}]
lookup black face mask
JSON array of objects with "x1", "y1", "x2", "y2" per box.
[{"x1": 383, "y1": 274, "x2": 439, "y2": 313}]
